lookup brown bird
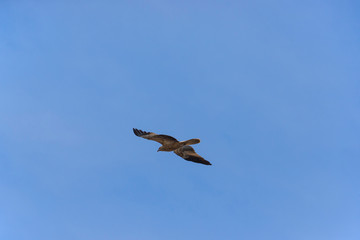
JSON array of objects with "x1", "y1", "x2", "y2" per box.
[{"x1": 133, "y1": 128, "x2": 211, "y2": 165}]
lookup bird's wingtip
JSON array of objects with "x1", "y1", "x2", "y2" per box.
[{"x1": 133, "y1": 128, "x2": 139, "y2": 136}]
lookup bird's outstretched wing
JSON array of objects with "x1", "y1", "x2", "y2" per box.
[
  {"x1": 133, "y1": 128, "x2": 178, "y2": 146},
  {"x1": 174, "y1": 146, "x2": 211, "y2": 165}
]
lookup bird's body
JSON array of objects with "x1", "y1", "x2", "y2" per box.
[
  {"x1": 158, "y1": 139, "x2": 202, "y2": 152},
  {"x1": 133, "y1": 128, "x2": 211, "y2": 165}
]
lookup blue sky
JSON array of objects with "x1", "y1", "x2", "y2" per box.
[{"x1": 1, "y1": 0, "x2": 359, "y2": 239}]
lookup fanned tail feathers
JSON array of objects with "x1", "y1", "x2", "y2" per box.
[{"x1": 181, "y1": 138, "x2": 200, "y2": 146}]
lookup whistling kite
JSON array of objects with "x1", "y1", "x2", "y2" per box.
[{"x1": 133, "y1": 128, "x2": 211, "y2": 165}]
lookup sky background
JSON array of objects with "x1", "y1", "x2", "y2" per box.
[{"x1": 1, "y1": 0, "x2": 359, "y2": 239}]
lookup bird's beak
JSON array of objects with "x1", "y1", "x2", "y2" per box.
[{"x1": 157, "y1": 150, "x2": 160, "y2": 152}]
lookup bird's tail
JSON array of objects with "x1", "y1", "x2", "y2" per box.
[{"x1": 180, "y1": 138, "x2": 200, "y2": 146}]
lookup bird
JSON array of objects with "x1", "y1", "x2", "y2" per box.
[{"x1": 133, "y1": 128, "x2": 211, "y2": 165}]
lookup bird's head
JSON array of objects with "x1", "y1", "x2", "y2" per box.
[{"x1": 157, "y1": 146, "x2": 165, "y2": 152}]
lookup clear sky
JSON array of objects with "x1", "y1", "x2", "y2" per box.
[{"x1": 1, "y1": 0, "x2": 359, "y2": 239}]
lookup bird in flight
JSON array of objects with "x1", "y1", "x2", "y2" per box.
[{"x1": 133, "y1": 128, "x2": 211, "y2": 165}]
